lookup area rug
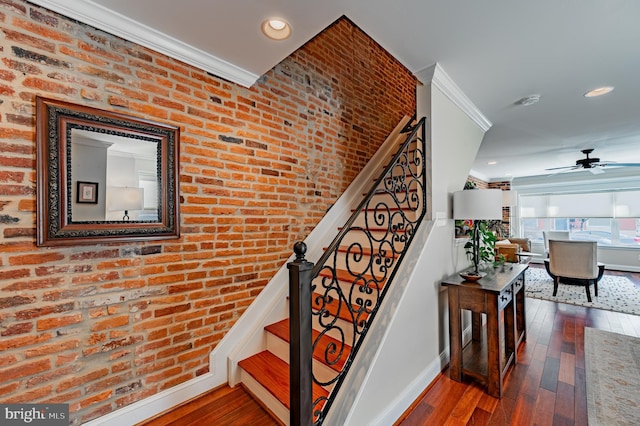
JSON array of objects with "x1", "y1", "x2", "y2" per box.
[
  {"x1": 585, "y1": 327, "x2": 640, "y2": 426},
  {"x1": 525, "y1": 267, "x2": 640, "y2": 315}
]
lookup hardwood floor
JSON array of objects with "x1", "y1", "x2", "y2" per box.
[
  {"x1": 136, "y1": 385, "x2": 278, "y2": 426},
  {"x1": 396, "y1": 265, "x2": 640, "y2": 426},
  {"x1": 140, "y1": 265, "x2": 640, "y2": 426}
]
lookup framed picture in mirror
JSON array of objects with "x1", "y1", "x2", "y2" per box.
[{"x1": 76, "y1": 181, "x2": 98, "y2": 204}]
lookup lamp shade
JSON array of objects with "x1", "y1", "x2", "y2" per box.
[
  {"x1": 108, "y1": 187, "x2": 144, "y2": 211},
  {"x1": 501, "y1": 190, "x2": 517, "y2": 207},
  {"x1": 453, "y1": 189, "x2": 503, "y2": 220}
]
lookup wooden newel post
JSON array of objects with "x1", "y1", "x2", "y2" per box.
[{"x1": 288, "y1": 241, "x2": 315, "y2": 426}]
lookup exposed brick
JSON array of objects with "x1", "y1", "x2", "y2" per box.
[
  {"x1": 36, "y1": 313, "x2": 83, "y2": 331},
  {"x1": 29, "y1": 8, "x2": 58, "y2": 26},
  {"x1": 22, "y1": 76, "x2": 75, "y2": 95},
  {"x1": 0, "y1": 294, "x2": 35, "y2": 309},
  {"x1": 77, "y1": 65, "x2": 125, "y2": 83},
  {"x1": 0, "y1": 267, "x2": 29, "y2": 280},
  {"x1": 3, "y1": 227, "x2": 34, "y2": 238},
  {"x1": 140, "y1": 245, "x2": 162, "y2": 256},
  {"x1": 1, "y1": 321, "x2": 33, "y2": 336},
  {"x1": 13, "y1": 303, "x2": 74, "y2": 321},
  {"x1": 11, "y1": 46, "x2": 69, "y2": 67},
  {"x1": 8, "y1": 252, "x2": 64, "y2": 265},
  {"x1": 0, "y1": 358, "x2": 50, "y2": 381},
  {"x1": 0, "y1": 0, "x2": 26, "y2": 15},
  {"x1": 0, "y1": 3, "x2": 416, "y2": 423},
  {"x1": 2, "y1": 57, "x2": 40, "y2": 74},
  {"x1": 56, "y1": 368, "x2": 109, "y2": 392},
  {"x1": 91, "y1": 315, "x2": 129, "y2": 332},
  {"x1": 3, "y1": 28, "x2": 55, "y2": 52}
]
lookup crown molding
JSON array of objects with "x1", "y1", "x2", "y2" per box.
[
  {"x1": 418, "y1": 63, "x2": 492, "y2": 132},
  {"x1": 28, "y1": 0, "x2": 259, "y2": 87}
]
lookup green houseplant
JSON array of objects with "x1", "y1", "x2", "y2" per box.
[
  {"x1": 454, "y1": 184, "x2": 504, "y2": 278},
  {"x1": 464, "y1": 220, "x2": 499, "y2": 274}
]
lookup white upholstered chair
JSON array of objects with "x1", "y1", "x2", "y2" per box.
[{"x1": 547, "y1": 240, "x2": 599, "y2": 302}]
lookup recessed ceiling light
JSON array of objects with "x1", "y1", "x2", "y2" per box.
[
  {"x1": 488, "y1": 161, "x2": 497, "y2": 165},
  {"x1": 261, "y1": 18, "x2": 291, "y2": 40},
  {"x1": 584, "y1": 86, "x2": 614, "y2": 98}
]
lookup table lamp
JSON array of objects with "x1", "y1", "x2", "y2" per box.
[{"x1": 108, "y1": 187, "x2": 144, "y2": 221}]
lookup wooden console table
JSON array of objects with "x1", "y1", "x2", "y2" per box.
[{"x1": 441, "y1": 264, "x2": 528, "y2": 398}]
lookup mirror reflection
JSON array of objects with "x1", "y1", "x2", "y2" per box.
[
  {"x1": 70, "y1": 129, "x2": 159, "y2": 222},
  {"x1": 36, "y1": 96, "x2": 180, "y2": 246}
]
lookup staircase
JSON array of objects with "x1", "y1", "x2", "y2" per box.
[{"x1": 237, "y1": 116, "x2": 427, "y2": 425}]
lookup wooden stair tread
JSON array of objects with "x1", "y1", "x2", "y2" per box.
[
  {"x1": 265, "y1": 318, "x2": 351, "y2": 372},
  {"x1": 338, "y1": 226, "x2": 410, "y2": 233},
  {"x1": 238, "y1": 350, "x2": 328, "y2": 410},
  {"x1": 369, "y1": 187, "x2": 419, "y2": 195},
  {"x1": 352, "y1": 206, "x2": 409, "y2": 213},
  {"x1": 372, "y1": 173, "x2": 421, "y2": 183}
]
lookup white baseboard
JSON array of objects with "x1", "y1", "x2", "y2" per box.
[{"x1": 83, "y1": 373, "x2": 219, "y2": 426}]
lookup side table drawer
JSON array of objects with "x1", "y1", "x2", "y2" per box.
[
  {"x1": 458, "y1": 291, "x2": 487, "y2": 312},
  {"x1": 513, "y1": 276, "x2": 524, "y2": 293},
  {"x1": 498, "y1": 287, "x2": 513, "y2": 310}
]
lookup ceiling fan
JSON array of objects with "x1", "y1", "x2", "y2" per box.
[{"x1": 545, "y1": 149, "x2": 640, "y2": 174}]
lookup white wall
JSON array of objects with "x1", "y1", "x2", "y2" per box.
[
  {"x1": 326, "y1": 66, "x2": 489, "y2": 425},
  {"x1": 71, "y1": 140, "x2": 108, "y2": 221}
]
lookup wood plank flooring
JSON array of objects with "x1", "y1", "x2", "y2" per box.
[
  {"x1": 396, "y1": 265, "x2": 640, "y2": 426},
  {"x1": 140, "y1": 265, "x2": 640, "y2": 426},
  {"x1": 136, "y1": 385, "x2": 278, "y2": 426}
]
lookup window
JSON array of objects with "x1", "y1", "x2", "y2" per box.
[{"x1": 518, "y1": 190, "x2": 640, "y2": 247}]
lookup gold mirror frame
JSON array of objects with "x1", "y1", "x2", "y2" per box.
[{"x1": 36, "y1": 96, "x2": 180, "y2": 246}]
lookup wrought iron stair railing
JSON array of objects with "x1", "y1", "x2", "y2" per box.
[{"x1": 288, "y1": 116, "x2": 428, "y2": 425}]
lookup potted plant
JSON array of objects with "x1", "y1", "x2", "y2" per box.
[{"x1": 463, "y1": 220, "x2": 499, "y2": 278}]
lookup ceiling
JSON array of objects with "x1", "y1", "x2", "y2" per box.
[{"x1": 33, "y1": 0, "x2": 640, "y2": 182}]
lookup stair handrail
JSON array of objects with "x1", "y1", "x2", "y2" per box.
[{"x1": 289, "y1": 116, "x2": 428, "y2": 425}]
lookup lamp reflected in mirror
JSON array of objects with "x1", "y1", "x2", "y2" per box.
[{"x1": 108, "y1": 187, "x2": 144, "y2": 221}]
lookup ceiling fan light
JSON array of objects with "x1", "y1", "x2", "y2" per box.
[{"x1": 584, "y1": 86, "x2": 614, "y2": 98}]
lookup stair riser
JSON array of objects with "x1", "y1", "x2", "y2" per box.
[
  {"x1": 311, "y1": 314, "x2": 355, "y2": 346},
  {"x1": 314, "y1": 277, "x2": 381, "y2": 312},
  {"x1": 359, "y1": 192, "x2": 422, "y2": 218},
  {"x1": 316, "y1": 255, "x2": 391, "y2": 283},
  {"x1": 239, "y1": 370, "x2": 289, "y2": 426},
  {"x1": 352, "y1": 210, "x2": 418, "y2": 229},
  {"x1": 266, "y1": 333, "x2": 339, "y2": 390},
  {"x1": 337, "y1": 230, "x2": 409, "y2": 254}
]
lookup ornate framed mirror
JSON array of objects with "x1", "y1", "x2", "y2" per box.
[{"x1": 36, "y1": 96, "x2": 180, "y2": 246}]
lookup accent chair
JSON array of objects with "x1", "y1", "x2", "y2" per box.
[{"x1": 547, "y1": 240, "x2": 599, "y2": 302}]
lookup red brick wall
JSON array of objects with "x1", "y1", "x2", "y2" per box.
[{"x1": 0, "y1": 2, "x2": 416, "y2": 423}]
